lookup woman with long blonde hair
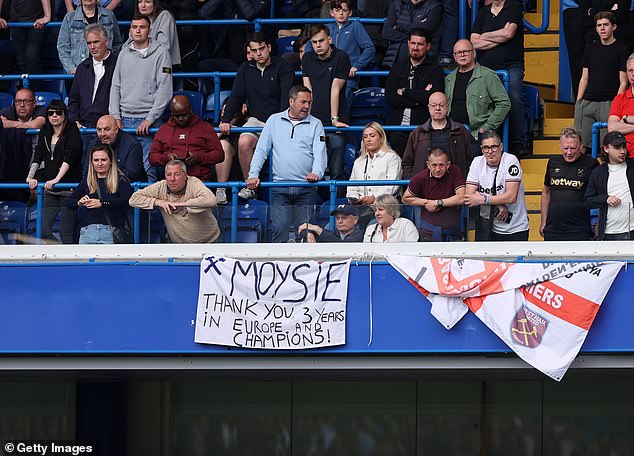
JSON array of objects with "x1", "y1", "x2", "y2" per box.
[
  {"x1": 65, "y1": 144, "x2": 133, "y2": 244},
  {"x1": 347, "y1": 122, "x2": 402, "y2": 226}
]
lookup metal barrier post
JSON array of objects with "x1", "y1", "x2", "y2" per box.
[
  {"x1": 213, "y1": 72, "x2": 221, "y2": 124},
  {"x1": 329, "y1": 181, "x2": 337, "y2": 231},
  {"x1": 230, "y1": 184, "x2": 239, "y2": 243},
  {"x1": 35, "y1": 184, "x2": 43, "y2": 240},
  {"x1": 133, "y1": 183, "x2": 141, "y2": 244},
  {"x1": 254, "y1": 18, "x2": 262, "y2": 32},
  {"x1": 592, "y1": 122, "x2": 607, "y2": 159}
]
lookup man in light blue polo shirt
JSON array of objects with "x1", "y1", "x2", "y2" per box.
[{"x1": 246, "y1": 85, "x2": 328, "y2": 242}]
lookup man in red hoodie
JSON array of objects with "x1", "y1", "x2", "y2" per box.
[{"x1": 149, "y1": 95, "x2": 224, "y2": 182}]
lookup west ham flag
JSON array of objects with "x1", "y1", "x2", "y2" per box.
[{"x1": 386, "y1": 255, "x2": 623, "y2": 381}]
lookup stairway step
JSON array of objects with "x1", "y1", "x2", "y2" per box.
[
  {"x1": 521, "y1": 157, "x2": 549, "y2": 174},
  {"x1": 528, "y1": 214, "x2": 544, "y2": 241},
  {"x1": 524, "y1": 32, "x2": 559, "y2": 48},
  {"x1": 525, "y1": 193, "x2": 542, "y2": 210},
  {"x1": 544, "y1": 100, "x2": 574, "y2": 118},
  {"x1": 525, "y1": 12, "x2": 560, "y2": 30},
  {"x1": 523, "y1": 173, "x2": 545, "y2": 192},
  {"x1": 533, "y1": 138, "x2": 560, "y2": 155},
  {"x1": 525, "y1": 51, "x2": 559, "y2": 88},
  {"x1": 544, "y1": 118, "x2": 574, "y2": 136}
]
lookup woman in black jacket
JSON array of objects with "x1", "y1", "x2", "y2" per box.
[
  {"x1": 65, "y1": 144, "x2": 133, "y2": 244},
  {"x1": 26, "y1": 99, "x2": 82, "y2": 243}
]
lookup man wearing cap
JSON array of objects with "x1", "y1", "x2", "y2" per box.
[
  {"x1": 402, "y1": 147, "x2": 466, "y2": 239},
  {"x1": 585, "y1": 131, "x2": 634, "y2": 240},
  {"x1": 296, "y1": 204, "x2": 363, "y2": 242}
]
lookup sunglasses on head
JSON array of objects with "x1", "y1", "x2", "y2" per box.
[{"x1": 47, "y1": 109, "x2": 65, "y2": 116}]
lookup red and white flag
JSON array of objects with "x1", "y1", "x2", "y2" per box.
[{"x1": 386, "y1": 255, "x2": 623, "y2": 381}]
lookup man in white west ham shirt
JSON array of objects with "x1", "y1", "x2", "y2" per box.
[
  {"x1": 464, "y1": 130, "x2": 530, "y2": 241},
  {"x1": 585, "y1": 131, "x2": 634, "y2": 240}
]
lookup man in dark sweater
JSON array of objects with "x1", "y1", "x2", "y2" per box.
[
  {"x1": 68, "y1": 24, "x2": 118, "y2": 160},
  {"x1": 385, "y1": 28, "x2": 444, "y2": 157},
  {"x1": 302, "y1": 24, "x2": 352, "y2": 188},
  {"x1": 219, "y1": 31, "x2": 294, "y2": 200}
]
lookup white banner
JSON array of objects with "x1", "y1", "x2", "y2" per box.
[
  {"x1": 386, "y1": 255, "x2": 623, "y2": 381},
  {"x1": 195, "y1": 256, "x2": 351, "y2": 349}
]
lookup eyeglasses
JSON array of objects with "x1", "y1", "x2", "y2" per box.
[
  {"x1": 481, "y1": 144, "x2": 502, "y2": 153},
  {"x1": 453, "y1": 49, "x2": 474, "y2": 57},
  {"x1": 15, "y1": 99, "x2": 35, "y2": 105},
  {"x1": 47, "y1": 109, "x2": 65, "y2": 117}
]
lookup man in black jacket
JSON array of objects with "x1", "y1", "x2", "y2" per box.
[
  {"x1": 68, "y1": 24, "x2": 117, "y2": 159},
  {"x1": 218, "y1": 31, "x2": 294, "y2": 200},
  {"x1": 585, "y1": 131, "x2": 634, "y2": 239},
  {"x1": 385, "y1": 28, "x2": 444, "y2": 157}
]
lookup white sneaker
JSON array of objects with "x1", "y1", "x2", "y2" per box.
[
  {"x1": 216, "y1": 188, "x2": 227, "y2": 205},
  {"x1": 238, "y1": 187, "x2": 256, "y2": 200}
]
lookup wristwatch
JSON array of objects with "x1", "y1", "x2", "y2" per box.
[
  {"x1": 437, "y1": 199, "x2": 444, "y2": 207},
  {"x1": 623, "y1": 116, "x2": 630, "y2": 124}
]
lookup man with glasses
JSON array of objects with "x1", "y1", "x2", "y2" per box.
[
  {"x1": 402, "y1": 91, "x2": 472, "y2": 180},
  {"x1": 149, "y1": 95, "x2": 223, "y2": 182},
  {"x1": 445, "y1": 39, "x2": 510, "y2": 156},
  {"x1": 0, "y1": 88, "x2": 46, "y2": 130},
  {"x1": 385, "y1": 28, "x2": 444, "y2": 157},
  {"x1": 465, "y1": 130, "x2": 529, "y2": 241},
  {"x1": 0, "y1": 88, "x2": 46, "y2": 200},
  {"x1": 540, "y1": 127, "x2": 598, "y2": 241}
]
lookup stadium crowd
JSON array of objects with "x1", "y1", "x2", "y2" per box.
[{"x1": 0, "y1": 0, "x2": 633, "y2": 243}]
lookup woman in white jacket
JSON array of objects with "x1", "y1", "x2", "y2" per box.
[{"x1": 347, "y1": 121, "x2": 402, "y2": 227}]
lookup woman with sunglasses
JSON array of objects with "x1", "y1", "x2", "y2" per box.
[
  {"x1": 26, "y1": 99, "x2": 82, "y2": 243},
  {"x1": 65, "y1": 144, "x2": 133, "y2": 244}
]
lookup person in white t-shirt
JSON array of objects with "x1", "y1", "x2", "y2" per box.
[
  {"x1": 363, "y1": 194, "x2": 420, "y2": 242},
  {"x1": 464, "y1": 130, "x2": 530, "y2": 241},
  {"x1": 585, "y1": 131, "x2": 634, "y2": 240}
]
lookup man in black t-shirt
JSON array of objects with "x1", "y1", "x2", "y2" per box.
[
  {"x1": 540, "y1": 127, "x2": 598, "y2": 241},
  {"x1": 302, "y1": 24, "x2": 351, "y2": 184},
  {"x1": 574, "y1": 12, "x2": 629, "y2": 150},
  {"x1": 471, "y1": 0, "x2": 526, "y2": 157}
]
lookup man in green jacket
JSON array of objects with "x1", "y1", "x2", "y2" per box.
[{"x1": 445, "y1": 39, "x2": 511, "y2": 149}]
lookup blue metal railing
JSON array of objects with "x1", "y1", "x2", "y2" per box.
[{"x1": 592, "y1": 122, "x2": 608, "y2": 159}]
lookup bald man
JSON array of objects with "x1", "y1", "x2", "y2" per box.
[
  {"x1": 86, "y1": 115, "x2": 145, "y2": 181},
  {"x1": 149, "y1": 95, "x2": 224, "y2": 181},
  {"x1": 402, "y1": 91, "x2": 472, "y2": 179}
]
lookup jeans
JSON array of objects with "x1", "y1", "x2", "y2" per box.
[
  {"x1": 10, "y1": 27, "x2": 48, "y2": 91},
  {"x1": 270, "y1": 187, "x2": 317, "y2": 242},
  {"x1": 79, "y1": 224, "x2": 115, "y2": 244},
  {"x1": 122, "y1": 117, "x2": 161, "y2": 182},
  {"x1": 42, "y1": 192, "x2": 76, "y2": 244},
  {"x1": 439, "y1": 0, "x2": 459, "y2": 59},
  {"x1": 506, "y1": 64, "x2": 527, "y2": 146}
]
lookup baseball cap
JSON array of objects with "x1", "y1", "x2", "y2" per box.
[
  {"x1": 330, "y1": 204, "x2": 358, "y2": 216},
  {"x1": 603, "y1": 131, "x2": 628, "y2": 147}
]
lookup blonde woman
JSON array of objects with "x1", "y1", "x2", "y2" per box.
[
  {"x1": 347, "y1": 121, "x2": 402, "y2": 205},
  {"x1": 65, "y1": 144, "x2": 133, "y2": 243},
  {"x1": 363, "y1": 194, "x2": 419, "y2": 242}
]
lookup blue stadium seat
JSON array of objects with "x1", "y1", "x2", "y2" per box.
[
  {"x1": 349, "y1": 87, "x2": 388, "y2": 124},
  {"x1": 0, "y1": 92, "x2": 13, "y2": 110},
  {"x1": 172, "y1": 90, "x2": 204, "y2": 118},
  {"x1": 0, "y1": 201, "x2": 27, "y2": 245},
  {"x1": 344, "y1": 143, "x2": 359, "y2": 179},
  {"x1": 276, "y1": 36, "x2": 296, "y2": 56},
  {"x1": 26, "y1": 207, "x2": 61, "y2": 242},
  {"x1": 34, "y1": 92, "x2": 62, "y2": 107},
  {"x1": 203, "y1": 91, "x2": 232, "y2": 121},
  {"x1": 40, "y1": 70, "x2": 68, "y2": 100},
  {"x1": 522, "y1": 85, "x2": 541, "y2": 138},
  {"x1": 218, "y1": 199, "x2": 268, "y2": 243}
]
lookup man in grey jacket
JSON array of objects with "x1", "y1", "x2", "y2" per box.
[{"x1": 109, "y1": 14, "x2": 172, "y2": 182}]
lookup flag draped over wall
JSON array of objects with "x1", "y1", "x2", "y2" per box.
[{"x1": 386, "y1": 255, "x2": 623, "y2": 381}]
